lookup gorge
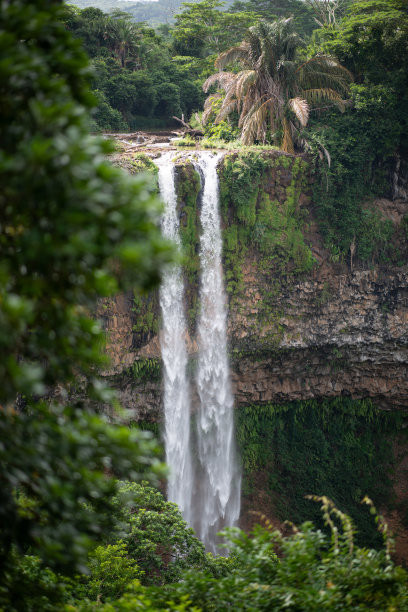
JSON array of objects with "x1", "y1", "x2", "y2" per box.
[
  {"x1": 101, "y1": 146, "x2": 408, "y2": 562},
  {"x1": 100, "y1": 146, "x2": 408, "y2": 557},
  {"x1": 4, "y1": 1, "x2": 408, "y2": 607}
]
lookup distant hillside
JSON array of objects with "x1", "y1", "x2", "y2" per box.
[{"x1": 67, "y1": 0, "x2": 233, "y2": 25}]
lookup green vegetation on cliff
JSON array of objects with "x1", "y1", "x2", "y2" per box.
[
  {"x1": 306, "y1": 0, "x2": 408, "y2": 262},
  {"x1": 124, "y1": 150, "x2": 313, "y2": 336},
  {"x1": 219, "y1": 151, "x2": 313, "y2": 297},
  {"x1": 176, "y1": 163, "x2": 202, "y2": 330},
  {"x1": 176, "y1": 163, "x2": 202, "y2": 283},
  {"x1": 237, "y1": 397, "x2": 406, "y2": 549}
]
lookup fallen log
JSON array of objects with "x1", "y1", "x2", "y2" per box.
[{"x1": 172, "y1": 116, "x2": 204, "y2": 139}]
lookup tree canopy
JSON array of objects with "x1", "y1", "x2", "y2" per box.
[
  {"x1": 0, "y1": 0, "x2": 172, "y2": 577},
  {"x1": 63, "y1": 4, "x2": 206, "y2": 130},
  {"x1": 230, "y1": 0, "x2": 317, "y2": 37},
  {"x1": 172, "y1": 0, "x2": 258, "y2": 58},
  {"x1": 203, "y1": 18, "x2": 352, "y2": 149},
  {"x1": 305, "y1": 0, "x2": 408, "y2": 258}
]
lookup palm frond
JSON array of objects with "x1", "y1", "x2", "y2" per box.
[
  {"x1": 215, "y1": 100, "x2": 238, "y2": 124},
  {"x1": 238, "y1": 91, "x2": 266, "y2": 126},
  {"x1": 241, "y1": 98, "x2": 273, "y2": 144},
  {"x1": 235, "y1": 70, "x2": 257, "y2": 102},
  {"x1": 202, "y1": 72, "x2": 234, "y2": 93},
  {"x1": 254, "y1": 51, "x2": 266, "y2": 72},
  {"x1": 215, "y1": 45, "x2": 249, "y2": 71},
  {"x1": 297, "y1": 54, "x2": 352, "y2": 75},
  {"x1": 289, "y1": 97, "x2": 309, "y2": 127},
  {"x1": 302, "y1": 75, "x2": 350, "y2": 97},
  {"x1": 304, "y1": 88, "x2": 346, "y2": 112},
  {"x1": 203, "y1": 17, "x2": 350, "y2": 150},
  {"x1": 297, "y1": 54, "x2": 353, "y2": 93},
  {"x1": 220, "y1": 84, "x2": 238, "y2": 110},
  {"x1": 241, "y1": 107, "x2": 266, "y2": 144},
  {"x1": 240, "y1": 89, "x2": 259, "y2": 124},
  {"x1": 300, "y1": 71, "x2": 350, "y2": 96}
]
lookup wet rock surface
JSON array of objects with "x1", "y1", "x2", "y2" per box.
[
  {"x1": 100, "y1": 266, "x2": 408, "y2": 413},
  {"x1": 229, "y1": 267, "x2": 408, "y2": 409},
  {"x1": 96, "y1": 146, "x2": 408, "y2": 561},
  {"x1": 98, "y1": 143, "x2": 408, "y2": 412}
]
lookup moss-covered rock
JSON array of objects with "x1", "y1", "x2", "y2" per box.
[
  {"x1": 175, "y1": 162, "x2": 202, "y2": 331},
  {"x1": 219, "y1": 151, "x2": 313, "y2": 305}
]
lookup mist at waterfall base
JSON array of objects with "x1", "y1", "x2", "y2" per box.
[{"x1": 157, "y1": 151, "x2": 241, "y2": 553}]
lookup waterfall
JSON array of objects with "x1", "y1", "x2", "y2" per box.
[
  {"x1": 194, "y1": 152, "x2": 241, "y2": 553},
  {"x1": 157, "y1": 151, "x2": 241, "y2": 551},
  {"x1": 157, "y1": 153, "x2": 193, "y2": 526}
]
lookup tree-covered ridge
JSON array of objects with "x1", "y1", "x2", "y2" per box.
[
  {"x1": 62, "y1": 5, "x2": 205, "y2": 130},
  {"x1": 63, "y1": 0, "x2": 276, "y2": 131},
  {"x1": 307, "y1": 0, "x2": 408, "y2": 259},
  {"x1": 64, "y1": 0, "x2": 408, "y2": 268},
  {"x1": 68, "y1": 0, "x2": 318, "y2": 30},
  {"x1": 62, "y1": 0, "x2": 336, "y2": 132}
]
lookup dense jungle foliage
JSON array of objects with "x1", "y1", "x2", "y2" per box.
[
  {"x1": 1, "y1": 0, "x2": 408, "y2": 610},
  {"x1": 237, "y1": 398, "x2": 407, "y2": 549},
  {"x1": 64, "y1": 0, "x2": 408, "y2": 263}
]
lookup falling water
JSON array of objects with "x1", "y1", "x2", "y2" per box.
[
  {"x1": 157, "y1": 153, "x2": 193, "y2": 526},
  {"x1": 194, "y1": 152, "x2": 241, "y2": 552}
]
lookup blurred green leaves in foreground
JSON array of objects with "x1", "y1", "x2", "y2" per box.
[{"x1": 0, "y1": 0, "x2": 172, "y2": 574}]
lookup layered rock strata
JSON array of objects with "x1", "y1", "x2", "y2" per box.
[{"x1": 98, "y1": 266, "x2": 408, "y2": 416}]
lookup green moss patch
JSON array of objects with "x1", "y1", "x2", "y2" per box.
[
  {"x1": 219, "y1": 151, "x2": 313, "y2": 301},
  {"x1": 237, "y1": 397, "x2": 407, "y2": 549}
]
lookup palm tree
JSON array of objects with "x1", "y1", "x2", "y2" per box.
[
  {"x1": 104, "y1": 18, "x2": 141, "y2": 68},
  {"x1": 202, "y1": 18, "x2": 352, "y2": 151}
]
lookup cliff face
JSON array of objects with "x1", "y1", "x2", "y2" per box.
[
  {"x1": 99, "y1": 148, "x2": 408, "y2": 562},
  {"x1": 100, "y1": 150, "x2": 408, "y2": 415},
  {"x1": 230, "y1": 267, "x2": 408, "y2": 409},
  {"x1": 99, "y1": 266, "x2": 408, "y2": 414}
]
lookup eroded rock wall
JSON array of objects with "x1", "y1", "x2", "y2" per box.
[
  {"x1": 100, "y1": 151, "x2": 408, "y2": 414},
  {"x1": 99, "y1": 266, "x2": 408, "y2": 416},
  {"x1": 230, "y1": 268, "x2": 408, "y2": 409},
  {"x1": 98, "y1": 149, "x2": 408, "y2": 561}
]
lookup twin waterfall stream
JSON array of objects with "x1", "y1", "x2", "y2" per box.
[{"x1": 157, "y1": 151, "x2": 241, "y2": 553}]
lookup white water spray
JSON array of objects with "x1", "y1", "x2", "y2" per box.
[
  {"x1": 157, "y1": 153, "x2": 193, "y2": 526},
  {"x1": 194, "y1": 152, "x2": 241, "y2": 552}
]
